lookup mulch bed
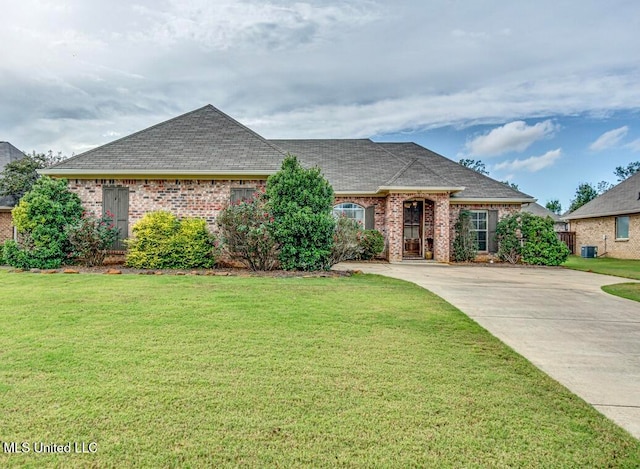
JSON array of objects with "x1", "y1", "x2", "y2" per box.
[{"x1": 1, "y1": 264, "x2": 355, "y2": 278}]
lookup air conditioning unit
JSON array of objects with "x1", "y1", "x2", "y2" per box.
[{"x1": 580, "y1": 246, "x2": 598, "y2": 258}]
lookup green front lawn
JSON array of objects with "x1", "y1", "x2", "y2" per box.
[
  {"x1": 602, "y1": 283, "x2": 640, "y2": 302},
  {"x1": 1, "y1": 272, "x2": 638, "y2": 467},
  {"x1": 563, "y1": 255, "x2": 640, "y2": 280}
]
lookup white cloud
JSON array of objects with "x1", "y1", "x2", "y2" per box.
[
  {"x1": 493, "y1": 149, "x2": 562, "y2": 173},
  {"x1": 130, "y1": 0, "x2": 380, "y2": 51},
  {"x1": 589, "y1": 126, "x2": 629, "y2": 151},
  {"x1": 464, "y1": 120, "x2": 557, "y2": 157},
  {"x1": 625, "y1": 138, "x2": 640, "y2": 152}
]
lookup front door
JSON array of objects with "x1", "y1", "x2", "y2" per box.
[
  {"x1": 103, "y1": 186, "x2": 129, "y2": 251},
  {"x1": 403, "y1": 201, "x2": 423, "y2": 258}
]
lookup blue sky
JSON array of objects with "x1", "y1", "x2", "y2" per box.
[
  {"x1": 376, "y1": 111, "x2": 640, "y2": 210},
  {"x1": 1, "y1": 0, "x2": 640, "y2": 212}
]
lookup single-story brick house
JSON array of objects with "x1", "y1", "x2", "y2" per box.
[
  {"x1": 0, "y1": 141, "x2": 25, "y2": 243},
  {"x1": 565, "y1": 171, "x2": 640, "y2": 259},
  {"x1": 42, "y1": 105, "x2": 535, "y2": 262}
]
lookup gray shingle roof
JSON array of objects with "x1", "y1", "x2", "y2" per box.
[
  {"x1": 44, "y1": 105, "x2": 535, "y2": 201},
  {"x1": 269, "y1": 139, "x2": 462, "y2": 193},
  {"x1": 0, "y1": 141, "x2": 26, "y2": 207},
  {"x1": 47, "y1": 105, "x2": 285, "y2": 173},
  {"x1": 565, "y1": 171, "x2": 640, "y2": 219},
  {"x1": 522, "y1": 202, "x2": 563, "y2": 221},
  {"x1": 377, "y1": 143, "x2": 534, "y2": 200}
]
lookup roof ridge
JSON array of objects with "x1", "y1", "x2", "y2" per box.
[
  {"x1": 379, "y1": 143, "x2": 459, "y2": 188},
  {"x1": 48, "y1": 105, "x2": 217, "y2": 168},
  {"x1": 211, "y1": 106, "x2": 286, "y2": 156},
  {"x1": 384, "y1": 157, "x2": 416, "y2": 186},
  {"x1": 403, "y1": 142, "x2": 533, "y2": 198},
  {"x1": 49, "y1": 105, "x2": 286, "y2": 169}
]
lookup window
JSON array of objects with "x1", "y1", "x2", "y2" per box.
[
  {"x1": 470, "y1": 210, "x2": 488, "y2": 251},
  {"x1": 616, "y1": 216, "x2": 630, "y2": 239},
  {"x1": 333, "y1": 203, "x2": 365, "y2": 226},
  {"x1": 230, "y1": 187, "x2": 256, "y2": 203}
]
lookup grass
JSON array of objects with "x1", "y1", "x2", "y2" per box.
[
  {"x1": 602, "y1": 283, "x2": 640, "y2": 302},
  {"x1": 1, "y1": 271, "x2": 639, "y2": 467},
  {"x1": 563, "y1": 255, "x2": 640, "y2": 280}
]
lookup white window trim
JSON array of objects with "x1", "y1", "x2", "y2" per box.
[
  {"x1": 615, "y1": 215, "x2": 630, "y2": 240},
  {"x1": 470, "y1": 210, "x2": 488, "y2": 252},
  {"x1": 333, "y1": 202, "x2": 365, "y2": 226}
]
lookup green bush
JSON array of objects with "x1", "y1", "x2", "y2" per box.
[
  {"x1": 496, "y1": 212, "x2": 570, "y2": 266},
  {"x1": 5, "y1": 177, "x2": 83, "y2": 269},
  {"x1": 217, "y1": 195, "x2": 279, "y2": 271},
  {"x1": 495, "y1": 213, "x2": 522, "y2": 264},
  {"x1": 65, "y1": 213, "x2": 120, "y2": 267},
  {"x1": 266, "y1": 155, "x2": 335, "y2": 271},
  {"x1": 3, "y1": 240, "x2": 31, "y2": 269},
  {"x1": 452, "y1": 210, "x2": 477, "y2": 262},
  {"x1": 359, "y1": 229, "x2": 385, "y2": 260},
  {"x1": 126, "y1": 211, "x2": 217, "y2": 269},
  {"x1": 329, "y1": 216, "x2": 363, "y2": 265}
]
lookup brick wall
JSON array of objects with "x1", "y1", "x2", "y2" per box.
[
  {"x1": 571, "y1": 214, "x2": 640, "y2": 259},
  {"x1": 0, "y1": 211, "x2": 13, "y2": 243},
  {"x1": 449, "y1": 203, "x2": 522, "y2": 261},
  {"x1": 67, "y1": 179, "x2": 267, "y2": 236},
  {"x1": 333, "y1": 196, "x2": 387, "y2": 234},
  {"x1": 385, "y1": 192, "x2": 450, "y2": 263}
]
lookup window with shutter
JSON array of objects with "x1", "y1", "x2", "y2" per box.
[{"x1": 230, "y1": 188, "x2": 256, "y2": 203}]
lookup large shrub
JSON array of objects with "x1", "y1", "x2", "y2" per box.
[
  {"x1": 65, "y1": 212, "x2": 120, "y2": 267},
  {"x1": 217, "y1": 195, "x2": 279, "y2": 271},
  {"x1": 329, "y1": 216, "x2": 363, "y2": 265},
  {"x1": 266, "y1": 155, "x2": 335, "y2": 271},
  {"x1": 452, "y1": 210, "x2": 477, "y2": 262},
  {"x1": 496, "y1": 212, "x2": 570, "y2": 266},
  {"x1": 359, "y1": 229, "x2": 385, "y2": 260},
  {"x1": 126, "y1": 211, "x2": 217, "y2": 269},
  {"x1": 5, "y1": 177, "x2": 83, "y2": 269}
]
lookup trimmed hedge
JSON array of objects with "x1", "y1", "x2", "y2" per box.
[{"x1": 125, "y1": 211, "x2": 217, "y2": 269}]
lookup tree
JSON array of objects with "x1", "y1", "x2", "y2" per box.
[
  {"x1": 596, "y1": 180, "x2": 613, "y2": 194},
  {"x1": 217, "y1": 194, "x2": 279, "y2": 271},
  {"x1": 614, "y1": 161, "x2": 640, "y2": 181},
  {"x1": 545, "y1": 199, "x2": 562, "y2": 215},
  {"x1": 568, "y1": 182, "x2": 598, "y2": 213},
  {"x1": 501, "y1": 180, "x2": 519, "y2": 190},
  {"x1": 3, "y1": 177, "x2": 83, "y2": 269},
  {"x1": 452, "y1": 210, "x2": 477, "y2": 262},
  {"x1": 266, "y1": 155, "x2": 335, "y2": 271},
  {"x1": 459, "y1": 158, "x2": 489, "y2": 175},
  {"x1": 0, "y1": 151, "x2": 66, "y2": 203},
  {"x1": 496, "y1": 212, "x2": 569, "y2": 266}
]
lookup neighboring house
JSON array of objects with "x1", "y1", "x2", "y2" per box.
[
  {"x1": 41, "y1": 105, "x2": 535, "y2": 262},
  {"x1": 521, "y1": 202, "x2": 568, "y2": 232},
  {"x1": 565, "y1": 171, "x2": 640, "y2": 259},
  {"x1": 0, "y1": 142, "x2": 25, "y2": 243}
]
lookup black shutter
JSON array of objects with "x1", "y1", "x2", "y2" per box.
[
  {"x1": 103, "y1": 187, "x2": 129, "y2": 250},
  {"x1": 488, "y1": 210, "x2": 498, "y2": 253},
  {"x1": 365, "y1": 205, "x2": 375, "y2": 230}
]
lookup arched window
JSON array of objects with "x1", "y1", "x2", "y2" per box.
[{"x1": 333, "y1": 202, "x2": 365, "y2": 226}]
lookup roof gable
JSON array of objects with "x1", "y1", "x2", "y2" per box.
[
  {"x1": 47, "y1": 105, "x2": 285, "y2": 174},
  {"x1": 565, "y1": 171, "x2": 640, "y2": 219},
  {"x1": 378, "y1": 143, "x2": 533, "y2": 200}
]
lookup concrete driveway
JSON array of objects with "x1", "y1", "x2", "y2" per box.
[{"x1": 333, "y1": 261, "x2": 640, "y2": 439}]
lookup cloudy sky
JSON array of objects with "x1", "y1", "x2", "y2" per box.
[{"x1": 2, "y1": 0, "x2": 640, "y2": 210}]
